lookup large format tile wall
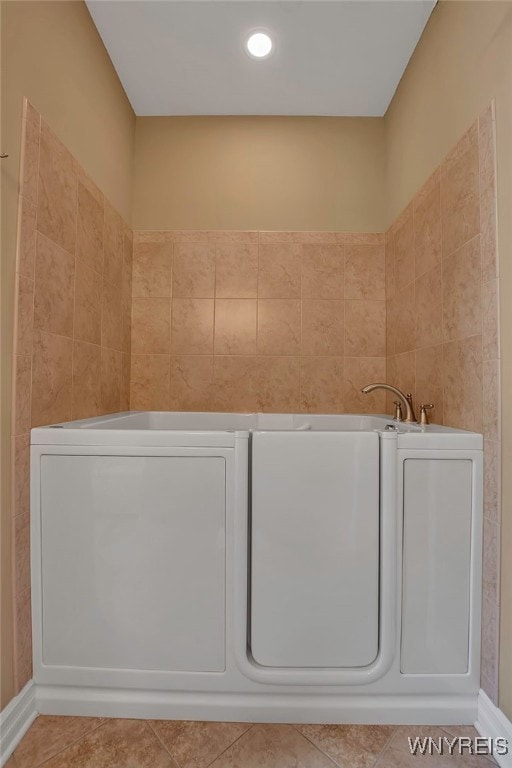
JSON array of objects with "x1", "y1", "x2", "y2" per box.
[
  {"x1": 10, "y1": 100, "x2": 501, "y2": 706},
  {"x1": 130, "y1": 231, "x2": 387, "y2": 414},
  {"x1": 10, "y1": 101, "x2": 133, "y2": 690},
  {"x1": 385, "y1": 105, "x2": 501, "y2": 702}
]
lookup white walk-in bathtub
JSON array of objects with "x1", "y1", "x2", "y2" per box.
[{"x1": 30, "y1": 411, "x2": 483, "y2": 724}]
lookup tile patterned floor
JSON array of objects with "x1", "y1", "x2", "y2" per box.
[{"x1": 5, "y1": 716, "x2": 497, "y2": 767}]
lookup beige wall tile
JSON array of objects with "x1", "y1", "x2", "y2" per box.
[
  {"x1": 442, "y1": 236, "x2": 482, "y2": 342},
  {"x1": 385, "y1": 230, "x2": 395, "y2": 302},
  {"x1": 300, "y1": 231, "x2": 339, "y2": 244},
  {"x1": 214, "y1": 299, "x2": 257, "y2": 355},
  {"x1": 212, "y1": 356, "x2": 259, "y2": 411},
  {"x1": 481, "y1": 596, "x2": 498, "y2": 686},
  {"x1": 415, "y1": 344, "x2": 444, "y2": 425},
  {"x1": 169, "y1": 355, "x2": 214, "y2": 411},
  {"x1": 100, "y1": 347, "x2": 122, "y2": 413},
  {"x1": 173, "y1": 242, "x2": 215, "y2": 298},
  {"x1": 103, "y1": 201, "x2": 124, "y2": 287},
  {"x1": 483, "y1": 359, "x2": 500, "y2": 442},
  {"x1": 122, "y1": 289, "x2": 132, "y2": 354},
  {"x1": 413, "y1": 174, "x2": 441, "y2": 279},
  {"x1": 31, "y1": 331, "x2": 73, "y2": 427},
  {"x1": 20, "y1": 112, "x2": 40, "y2": 207},
  {"x1": 302, "y1": 300, "x2": 344, "y2": 356},
  {"x1": 101, "y1": 280, "x2": 123, "y2": 351},
  {"x1": 130, "y1": 355, "x2": 170, "y2": 410},
  {"x1": 14, "y1": 517, "x2": 30, "y2": 599},
  {"x1": 171, "y1": 299, "x2": 214, "y2": 354},
  {"x1": 480, "y1": 182, "x2": 498, "y2": 283},
  {"x1": 483, "y1": 518, "x2": 499, "y2": 605},
  {"x1": 131, "y1": 297, "x2": 171, "y2": 355},
  {"x1": 389, "y1": 351, "x2": 416, "y2": 401},
  {"x1": 76, "y1": 178, "x2": 104, "y2": 274},
  {"x1": 478, "y1": 104, "x2": 496, "y2": 192},
  {"x1": 214, "y1": 231, "x2": 258, "y2": 244},
  {"x1": 34, "y1": 233, "x2": 75, "y2": 337},
  {"x1": 259, "y1": 231, "x2": 302, "y2": 244},
  {"x1": 120, "y1": 353, "x2": 131, "y2": 411},
  {"x1": 301, "y1": 244, "x2": 344, "y2": 299},
  {"x1": 72, "y1": 341, "x2": 102, "y2": 421},
  {"x1": 300, "y1": 357, "x2": 344, "y2": 413},
  {"x1": 132, "y1": 242, "x2": 172, "y2": 298},
  {"x1": 74, "y1": 259, "x2": 102, "y2": 345},
  {"x1": 482, "y1": 279, "x2": 500, "y2": 361},
  {"x1": 484, "y1": 439, "x2": 500, "y2": 523},
  {"x1": 344, "y1": 357, "x2": 386, "y2": 413},
  {"x1": 345, "y1": 300, "x2": 385, "y2": 357},
  {"x1": 393, "y1": 207, "x2": 414, "y2": 291},
  {"x1": 171, "y1": 230, "x2": 215, "y2": 243},
  {"x1": 258, "y1": 244, "x2": 301, "y2": 298},
  {"x1": 257, "y1": 356, "x2": 300, "y2": 412},
  {"x1": 13, "y1": 435, "x2": 30, "y2": 523},
  {"x1": 442, "y1": 335, "x2": 483, "y2": 432},
  {"x1": 345, "y1": 244, "x2": 385, "y2": 300},
  {"x1": 215, "y1": 244, "x2": 258, "y2": 298},
  {"x1": 385, "y1": 298, "x2": 396, "y2": 357},
  {"x1": 415, "y1": 267, "x2": 442, "y2": 349},
  {"x1": 13, "y1": 356, "x2": 32, "y2": 436},
  {"x1": 393, "y1": 286, "x2": 416, "y2": 354},
  {"x1": 348, "y1": 232, "x2": 385, "y2": 245},
  {"x1": 14, "y1": 275, "x2": 34, "y2": 357},
  {"x1": 440, "y1": 134, "x2": 479, "y2": 257},
  {"x1": 257, "y1": 299, "x2": 301, "y2": 355},
  {"x1": 16, "y1": 196, "x2": 37, "y2": 278},
  {"x1": 14, "y1": 588, "x2": 32, "y2": 689},
  {"x1": 37, "y1": 121, "x2": 77, "y2": 255}
]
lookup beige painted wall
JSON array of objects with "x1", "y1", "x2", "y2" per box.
[
  {"x1": 132, "y1": 117, "x2": 385, "y2": 232},
  {"x1": 0, "y1": 0, "x2": 135, "y2": 709},
  {"x1": 385, "y1": 0, "x2": 512, "y2": 717}
]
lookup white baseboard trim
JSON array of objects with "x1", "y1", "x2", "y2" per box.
[
  {"x1": 0, "y1": 681, "x2": 37, "y2": 767},
  {"x1": 475, "y1": 689, "x2": 512, "y2": 768},
  {"x1": 35, "y1": 684, "x2": 478, "y2": 725}
]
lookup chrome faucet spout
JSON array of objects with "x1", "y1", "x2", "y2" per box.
[{"x1": 361, "y1": 382, "x2": 417, "y2": 423}]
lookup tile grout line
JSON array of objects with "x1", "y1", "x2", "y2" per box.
[
  {"x1": 203, "y1": 724, "x2": 255, "y2": 768},
  {"x1": 25, "y1": 719, "x2": 108, "y2": 768},
  {"x1": 144, "y1": 721, "x2": 183, "y2": 768},
  {"x1": 371, "y1": 726, "x2": 399, "y2": 768},
  {"x1": 288, "y1": 726, "x2": 351, "y2": 768}
]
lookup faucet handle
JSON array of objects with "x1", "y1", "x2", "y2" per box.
[
  {"x1": 393, "y1": 400, "x2": 403, "y2": 421},
  {"x1": 419, "y1": 403, "x2": 434, "y2": 425}
]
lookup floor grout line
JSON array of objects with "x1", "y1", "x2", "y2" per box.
[
  {"x1": 289, "y1": 725, "x2": 350, "y2": 768},
  {"x1": 204, "y1": 723, "x2": 255, "y2": 768},
  {"x1": 372, "y1": 726, "x2": 399, "y2": 768},
  {"x1": 145, "y1": 720, "x2": 182, "y2": 768},
  {"x1": 30, "y1": 718, "x2": 108, "y2": 768}
]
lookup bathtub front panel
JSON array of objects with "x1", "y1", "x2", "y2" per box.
[
  {"x1": 250, "y1": 430, "x2": 380, "y2": 669},
  {"x1": 39, "y1": 453, "x2": 226, "y2": 673}
]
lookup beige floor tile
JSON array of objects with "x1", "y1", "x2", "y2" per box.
[
  {"x1": 297, "y1": 724, "x2": 395, "y2": 768},
  {"x1": 43, "y1": 719, "x2": 178, "y2": 768},
  {"x1": 149, "y1": 720, "x2": 252, "y2": 768},
  {"x1": 209, "y1": 723, "x2": 337, "y2": 767},
  {"x1": 14, "y1": 715, "x2": 103, "y2": 768}
]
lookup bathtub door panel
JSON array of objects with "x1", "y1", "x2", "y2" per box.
[
  {"x1": 40, "y1": 454, "x2": 226, "y2": 673},
  {"x1": 251, "y1": 431, "x2": 380, "y2": 668},
  {"x1": 401, "y1": 458, "x2": 472, "y2": 674}
]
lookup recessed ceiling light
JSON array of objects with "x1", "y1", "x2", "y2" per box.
[{"x1": 246, "y1": 31, "x2": 273, "y2": 60}]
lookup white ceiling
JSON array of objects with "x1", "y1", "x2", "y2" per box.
[{"x1": 86, "y1": 0, "x2": 436, "y2": 116}]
